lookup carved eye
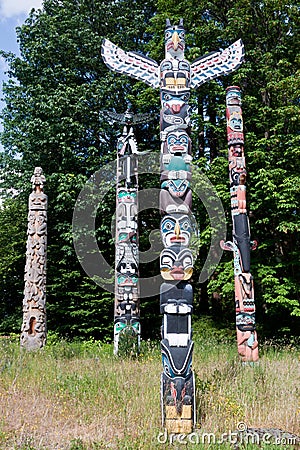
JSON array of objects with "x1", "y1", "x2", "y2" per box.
[
  {"x1": 117, "y1": 204, "x2": 125, "y2": 218},
  {"x1": 168, "y1": 136, "x2": 176, "y2": 145},
  {"x1": 163, "y1": 93, "x2": 171, "y2": 101},
  {"x1": 162, "y1": 219, "x2": 174, "y2": 231},
  {"x1": 161, "y1": 61, "x2": 172, "y2": 71},
  {"x1": 162, "y1": 256, "x2": 173, "y2": 266},
  {"x1": 181, "y1": 220, "x2": 189, "y2": 230},
  {"x1": 183, "y1": 256, "x2": 192, "y2": 267},
  {"x1": 179, "y1": 31, "x2": 185, "y2": 39},
  {"x1": 179, "y1": 61, "x2": 189, "y2": 70},
  {"x1": 165, "y1": 31, "x2": 171, "y2": 39},
  {"x1": 180, "y1": 136, "x2": 188, "y2": 145}
]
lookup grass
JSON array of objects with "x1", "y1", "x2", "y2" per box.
[{"x1": 0, "y1": 327, "x2": 299, "y2": 450}]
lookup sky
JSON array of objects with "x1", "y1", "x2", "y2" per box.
[
  {"x1": 0, "y1": 0, "x2": 43, "y2": 141},
  {"x1": 0, "y1": 0, "x2": 43, "y2": 69},
  {"x1": 0, "y1": 0, "x2": 43, "y2": 50}
]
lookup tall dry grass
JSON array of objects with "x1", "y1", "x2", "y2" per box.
[{"x1": 0, "y1": 330, "x2": 299, "y2": 450}]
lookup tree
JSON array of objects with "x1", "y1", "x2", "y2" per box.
[
  {"x1": 148, "y1": 0, "x2": 300, "y2": 334},
  {"x1": 0, "y1": 198, "x2": 27, "y2": 334},
  {"x1": 0, "y1": 0, "x2": 158, "y2": 339},
  {"x1": 0, "y1": 0, "x2": 299, "y2": 340}
]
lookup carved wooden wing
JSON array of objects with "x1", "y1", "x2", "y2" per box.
[
  {"x1": 190, "y1": 39, "x2": 244, "y2": 89},
  {"x1": 103, "y1": 110, "x2": 153, "y2": 125},
  {"x1": 101, "y1": 39, "x2": 159, "y2": 89}
]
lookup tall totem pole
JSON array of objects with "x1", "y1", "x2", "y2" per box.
[
  {"x1": 102, "y1": 20, "x2": 244, "y2": 432},
  {"x1": 106, "y1": 105, "x2": 152, "y2": 355},
  {"x1": 221, "y1": 87, "x2": 259, "y2": 362},
  {"x1": 21, "y1": 167, "x2": 47, "y2": 350}
]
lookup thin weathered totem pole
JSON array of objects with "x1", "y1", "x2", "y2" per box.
[
  {"x1": 106, "y1": 105, "x2": 151, "y2": 355},
  {"x1": 21, "y1": 167, "x2": 47, "y2": 350},
  {"x1": 221, "y1": 87, "x2": 259, "y2": 362},
  {"x1": 102, "y1": 20, "x2": 244, "y2": 432}
]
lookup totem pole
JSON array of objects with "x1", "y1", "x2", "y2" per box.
[
  {"x1": 102, "y1": 20, "x2": 244, "y2": 432},
  {"x1": 220, "y1": 87, "x2": 259, "y2": 362},
  {"x1": 21, "y1": 167, "x2": 47, "y2": 350},
  {"x1": 106, "y1": 105, "x2": 151, "y2": 355}
]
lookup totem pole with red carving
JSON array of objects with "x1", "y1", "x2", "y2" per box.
[{"x1": 220, "y1": 86, "x2": 259, "y2": 362}]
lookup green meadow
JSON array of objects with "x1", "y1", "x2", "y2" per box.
[{"x1": 0, "y1": 325, "x2": 299, "y2": 450}]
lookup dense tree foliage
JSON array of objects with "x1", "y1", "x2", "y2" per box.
[{"x1": 0, "y1": 0, "x2": 299, "y2": 340}]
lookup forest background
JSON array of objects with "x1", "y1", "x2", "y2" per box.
[{"x1": 0, "y1": 0, "x2": 299, "y2": 342}]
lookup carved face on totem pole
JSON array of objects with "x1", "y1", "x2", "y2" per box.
[
  {"x1": 161, "y1": 214, "x2": 192, "y2": 247},
  {"x1": 226, "y1": 86, "x2": 242, "y2": 105},
  {"x1": 116, "y1": 188, "x2": 138, "y2": 240},
  {"x1": 116, "y1": 202, "x2": 137, "y2": 232},
  {"x1": 160, "y1": 155, "x2": 192, "y2": 212},
  {"x1": 31, "y1": 166, "x2": 46, "y2": 190},
  {"x1": 117, "y1": 188, "x2": 137, "y2": 203},
  {"x1": 228, "y1": 110, "x2": 243, "y2": 132},
  {"x1": 161, "y1": 61, "x2": 190, "y2": 92},
  {"x1": 117, "y1": 271, "x2": 138, "y2": 287},
  {"x1": 160, "y1": 19, "x2": 190, "y2": 140},
  {"x1": 164, "y1": 19, "x2": 185, "y2": 60},
  {"x1": 160, "y1": 246, "x2": 193, "y2": 281},
  {"x1": 161, "y1": 153, "x2": 191, "y2": 177},
  {"x1": 162, "y1": 130, "x2": 191, "y2": 159},
  {"x1": 161, "y1": 91, "x2": 190, "y2": 114},
  {"x1": 226, "y1": 86, "x2": 244, "y2": 146}
]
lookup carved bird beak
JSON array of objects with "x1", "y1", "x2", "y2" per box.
[
  {"x1": 175, "y1": 221, "x2": 181, "y2": 238},
  {"x1": 172, "y1": 32, "x2": 180, "y2": 50}
]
